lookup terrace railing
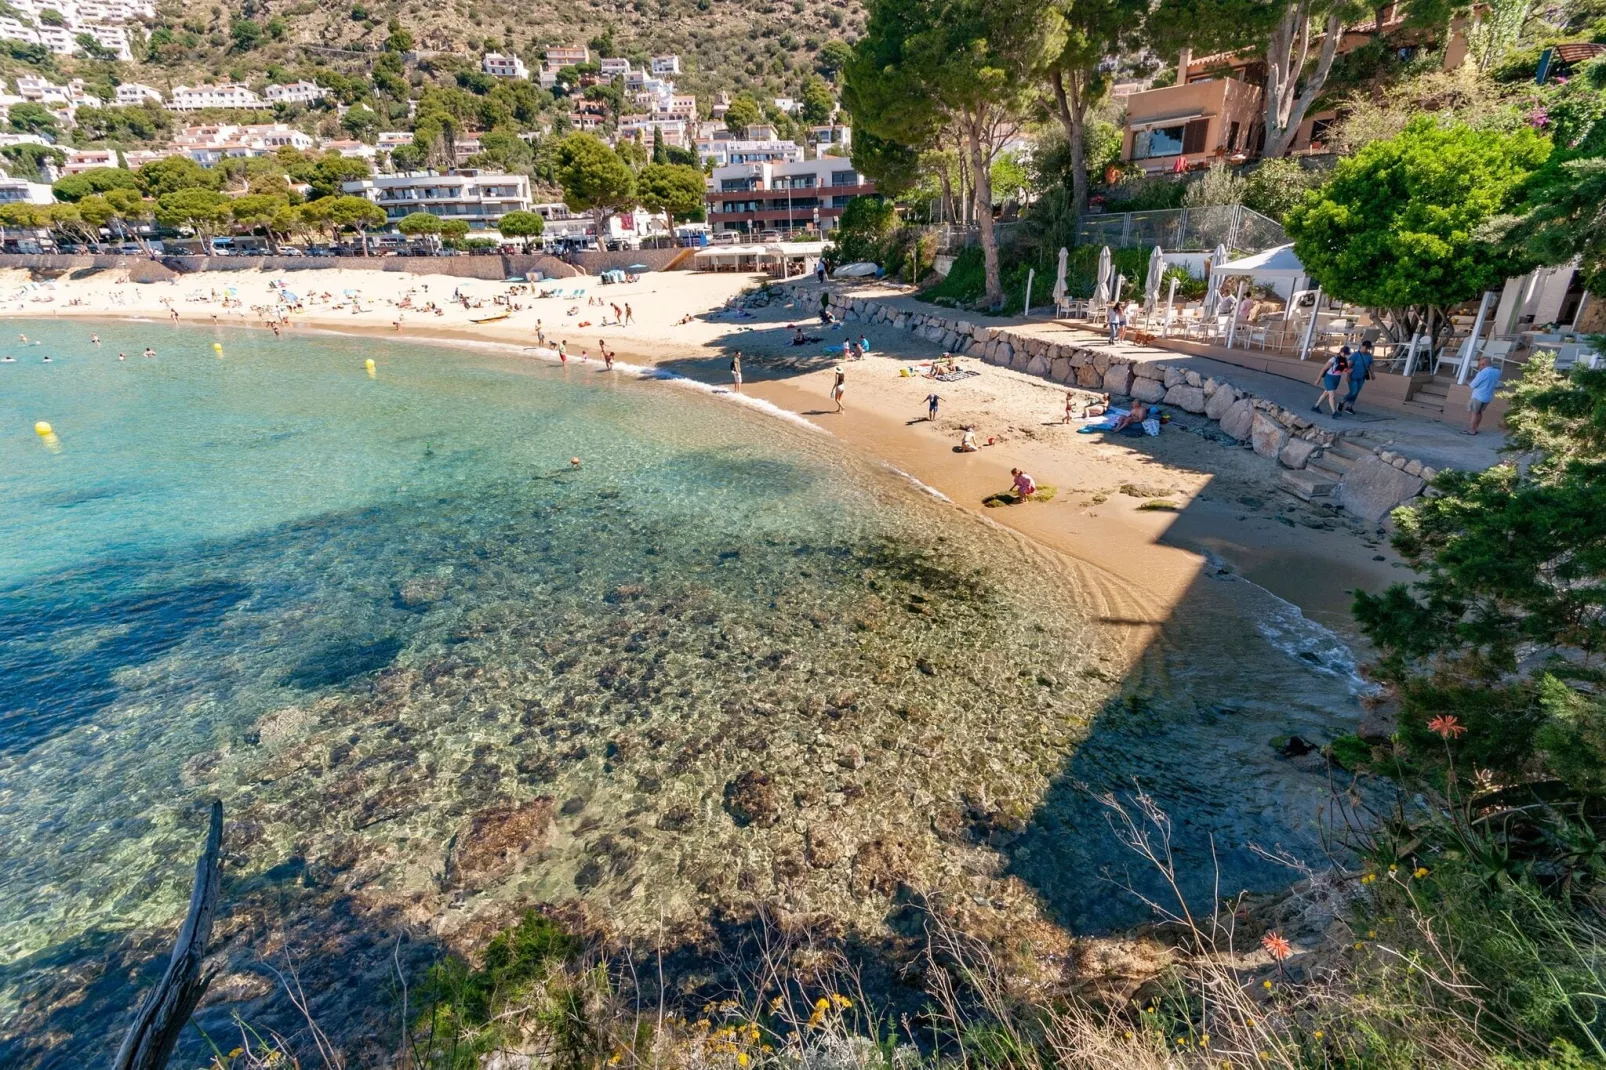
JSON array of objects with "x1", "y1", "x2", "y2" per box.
[{"x1": 1074, "y1": 205, "x2": 1287, "y2": 255}]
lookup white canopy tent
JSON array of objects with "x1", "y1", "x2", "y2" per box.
[
  {"x1": 693, "y1": 241, "x2": 826, "y2": 277},
  {"x1": 1209, "y1": 244, "x2": 1313, "y2": 352}
]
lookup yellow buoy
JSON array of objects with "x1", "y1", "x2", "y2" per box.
[
  {"x1": 34, "y1": 420, "x2": 52, "y2": 436},
  {"x1": 365, "y1": 358, "x2": 376, "y2": 369},
  {"x1": 213, "y1": 343, "x2": 224, "y2": 355}
]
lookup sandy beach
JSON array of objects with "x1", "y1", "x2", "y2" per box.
[{"x1": 0, "y1": 263, "x2": 1404, "y2": 646}]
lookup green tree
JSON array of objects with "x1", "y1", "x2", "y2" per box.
[
  {"x1": 1, "y1": 144, "x2": 65, "y2": 181},
  {"x1": 390, "y1": 142, "x2": 428, "y2": 172},
  {"x1": 308, "y1": 153, "x2": 373, "y2": 199},
  {"x1": 799, "y1": 75, "x2": 835, "y2": 125},
  {"x1": 229, "y1": 17, "x2": 262, "y2": 51},
  {"x1": 636, "y1": 163, "x2": 706, "y2": 222},
  {"x1": 1045, "y1": 0, "x2": 1147, "y2": 218},
  {"x1": 843, "y1": 0, "x2": 1064, "y2": 308},
  {"x1": 301, "y1": 193, "x2": 386, "y2": 252},
  {"x1": 52, "y1": 166, "x2": 141, "y2": 203},
  {"x1": 817, "y1": 39, "x2": 853, "y2": 78},
  {"x1": 397, "y1": 210, "x2": 443, "y2": 250},
  {"x1": 439, "y1": 217, "x2": 471, "y2": 243},
  {"x1": 8, "y1": 102, "x2": 59, "y2": 137},
  {"x1": 1241, "y1": 157, "x2": 1319, "y2": 221},
  {"x1": 230, "y1": 193, "x2": 292, "y2": 246},
  {"x1": 1354, "y1": 358, "x2": 1606, "y2": 789},
  {"x1": 466, "y1": 129, "x2": 534, "y2": 172},
  {"x1": 154, "y1": 188, "x2": 232, "y2": 237},
  {"x1": 138, "y1": 155, "x2": 222, "y2": 196},
  {"x1": 497, "y1": 209, "x2": 545, "y2": 250},
  {"x1": 383, "y1": 27, "x2": 413, "y2": 52},
  {"x1": 553, "y1": 132, "x2": 637, "y2": 234},
  {"x1": 1286, "y1": 118, "x2": 1549, "y2": 349},
  {"x1": 341, "y1": 106, "x2": 381, "y2": 141},
  {"x1": 723, "y1": 94, "x2": 763, "y2": 133}
]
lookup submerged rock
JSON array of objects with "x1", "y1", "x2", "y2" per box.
[
  {"x1": 724, "y1": 770, "x2": 781, "y2": 827},
  {"x1": 446, "y1": 797, "x2": 556, "y2": 890}
]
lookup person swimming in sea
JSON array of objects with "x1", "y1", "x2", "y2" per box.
[
  {"x1": 42, "y1": 355, "x2": 52, "y2": 362},
  {"x1": 2, "y1": 355, "x2": 14, "y2": 362}
]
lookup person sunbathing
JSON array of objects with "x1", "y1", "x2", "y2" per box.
[
  {"x1": 791, "y1": 328, "x2": 822, "y2": 345},
  {"x1": 1109, "y1": 400, "x2": 1150, "y2": 433}
]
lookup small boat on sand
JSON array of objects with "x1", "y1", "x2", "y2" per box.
[{"x1": 470, "y1": 309, "x2": 511, "y2": 324}]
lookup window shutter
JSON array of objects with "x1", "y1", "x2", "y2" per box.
[{"x1": 1181, "y1": 119, "x2": 1209, "y2": 155}]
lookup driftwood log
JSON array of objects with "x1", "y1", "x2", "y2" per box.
[{"x1": 113, "y1": 799, "x2": 224, "y2": 1070}]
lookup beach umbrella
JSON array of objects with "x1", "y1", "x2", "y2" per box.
[
  {"x1": 1092, "y1": 246, "x2": 1112, "y2": 310},
  {"x1": 1144, "y1": 244, "x2": 1165, "y2": 316},
  {"x1": 1051, "y1": 246, "x2": 1069, "y2": 305},
  {"x1": 1203, "y1": 242, "x2": 1228, "y2": 315}
]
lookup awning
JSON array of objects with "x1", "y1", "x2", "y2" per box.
[
  {"x1": 1128, "y1": 111, "x2": 1208, "y2": 131},
  {"x1": 1210, "y1": 243, "x2": 1306, "y2": 280}
]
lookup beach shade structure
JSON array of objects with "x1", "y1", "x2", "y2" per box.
[
  {"x1": 627, "y1": 264, "x2": 649, "y2": 272},
  {"x1": 1051, "y1": 246, "x2": 1069, "y2": 306},
  {"x1": 1203, "y1": 243, "x2": 1228, "y2": 315},
  {"x1": 1144, "y1": 245, "x2": 1165, "y2": 317},
  {"x1": 1092, "y1": 246, "x2": 1112, "y2": 311},
  {"x1": 343, "y1": 288, "x2": 360, "y2": 297},
  {"x1": 834, "y1": 262, "x2": 881, "y2": 278}
]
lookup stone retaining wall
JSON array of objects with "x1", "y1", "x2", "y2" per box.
[
  {"x1": 0, "y1": 252, "x2": 584, "y2": 281},
  {"x1": 785, "y1": 283, "x2": 1440, "y2": 523}
]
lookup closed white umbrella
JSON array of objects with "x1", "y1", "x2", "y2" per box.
[
  {"x1": 1092, "y1": 246, "x2": 1112, "y2": 310},
  {"x1": 1144, "y1": 244, "x2": 1165, "y2": 317},
  {"x1": 1051, "y1": 246, "x2": 1069, "y2": 304},
  {"x1": 1203, "y1": 242, "x2": 1228, "y2": 315}
]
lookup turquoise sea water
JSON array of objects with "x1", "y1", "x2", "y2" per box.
[{"x1": 0, "y1": 320, "x2": 1367, "y2": 1066}]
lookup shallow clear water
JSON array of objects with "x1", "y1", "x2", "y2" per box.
[{"x1": 0, "y1": 320, "x2": 1367, "y2": 1064}]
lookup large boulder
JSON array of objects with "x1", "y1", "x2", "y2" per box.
[
  {"x1": 1164, "y1": 384, "x2": 1207, "y2": 413},
  {"x1": 1026, "y1": 353, "x2": 1051, "y2": 377},
  {"x1": 1131, "y1": 377, "x2": 1167, "y2": 403},
  {"x1": 1103, "y1": 362, "x2": 1134, "y2": 395},
  {"x1": 1338, "y1": 455, "x2": 1426, "y2": 523},
  {"x1": 1011, "y1": 348, "x2": 1033, "y2": 372},
  {"x1": 1076, "y1": 363, "x2": 1103, "y2": 388},
  {"x1": 1049, "y1": 354, "x2": 1073, "y2": 383},
  {"x1": 1162, "y1": 365, "x2": 1186, "y2": 389},
  {"x1": 1279, "y1": 438, "x2": 1319, "y2": 470},
  {"x1": 1219, "y1": 398, "x2": 1256, "y2": 441},
  {"x1": 1205, "y1": 385, "x2": 1239, "y2": 421},
  {"x1": 1251, "y1": 411, "x2": 1289, "y2": 459},
  {"x1": 1133, "y1": 361, "x2": 1165, "y2": 381},
  {"x1": 991, "y1": 342, "x2": 1013, "y2": 366},
  {"x1": 446, "y1": 797, "x2": 557, "y2": 890}
]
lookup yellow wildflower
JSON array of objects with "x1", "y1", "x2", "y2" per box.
[
  {"x1": 1314, "y1": 1030, "x2": 1324, "y2": 1039},
  {"x1": 738, "y1": 1054, "x2": 750, "y2": 1067},
  {"x1": 1262, "y1": 980, "x2": 1273, "y2": 990},
  {"x1": 1414, "y1": 866, "x2": 1429, "y2": 879}
]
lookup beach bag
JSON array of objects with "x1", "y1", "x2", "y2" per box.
[{"x1": 1141, "y1": 417, "x2": 1160, "y2": 436}]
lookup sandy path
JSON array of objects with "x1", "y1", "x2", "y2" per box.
[{"x1": 0, "y1": 265, "x2": 1405, "y2": 648}]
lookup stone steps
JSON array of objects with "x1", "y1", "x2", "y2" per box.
[
  {"x1": 1401, "y1": 399, "x2": 1446, "y2": 417},
  {"x1": 1307, "y1": 452, "x2": 1352, "y2": 479},
  {"x1": 1279, "y1": 469, "x2": 1338, "y2": 501}
]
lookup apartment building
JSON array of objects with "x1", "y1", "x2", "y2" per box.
[
  {"x1": 265, "y1": 81, "x2": 326, "y2": 105},
  {"x1": 619, "y1": 115, "x2": 689, "y2": 148},
  {"x1": 377, "y1": 131, "x2": 414, "y2": 152},
  {"x1": 0, "y1": 0, "x2": 145, "y2": 60},
  {"x1": 696, "y1": 137, "x2": 805, "y2": 169},
  {"x1": 168, "y1": 84, "x2": 265, "y2": 111},
  {"x1": 1120, "y1": 7, "x2": 1473, "y2": 172},
  {"x1": 805, "y1": 124, "x2": 851, "y2": 157},
  {"x1": 482, "y1": 53, "x2": 528, "y2": 79},
  {"x1": 705, "y1": 157, "x2": 874, "y2": 237},
  {"x1": 61, "y1": 146, "x2": 118, "y2": 173},
  {"x1": 0, "y1": 176, "x2": 54, "y2": 204},
  {"x1": 171, "y1": 122, "x2": 315, "y2": 164},
  {"x1": 544, "y1": 45, "x2": 589, "y2": 68},
  {"x1": 599, "y1": 57, "x2": 631, "y2": 78},
  {"x1": 342, "y1": 170, "x2": 532, "y2": 229},
  {"x1": 115, "y1": 82, "x2": 163, "y2": 105},
  {"x1": 650, "y1": 54, "x2": 681, "y2": 76}
]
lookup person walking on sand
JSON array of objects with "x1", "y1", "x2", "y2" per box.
[
  {"x1": 1312, "y1": 349, "x2": 1350, "y2": 417},
  {"x1": 730, "y1": 350, "x2": 743, "y2": 393},
  {"x1": 831, "y1": 366, "x2": 846, "y2": 412},
  {"x1": 924, "y1": 391, "x2": 940, "y2": 421},
  {"x1": 1063, "y1": 390, "x2": 1077, "y2": 424},
  {"x1": 1464, "y1": 356, "x2": 1502, "y2": 435},
  {"x1": 1342, "y1": 339, "x2": 1374, "y2": 414},
  {"x1": 624, "y1": 303, "x2": 634, "y2": 325}
]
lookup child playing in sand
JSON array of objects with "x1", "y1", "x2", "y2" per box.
[{"x1": 1011, "y1": 469, "x2": 1038, "y2": 498}]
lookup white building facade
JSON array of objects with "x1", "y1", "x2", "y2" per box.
[{"x1": 343, "y1": 170, "x2": 533, "y2": 229}]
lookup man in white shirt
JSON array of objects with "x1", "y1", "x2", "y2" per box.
[{"x1": 1464, "y1": 357, "x2": 1503, "y2": 435}]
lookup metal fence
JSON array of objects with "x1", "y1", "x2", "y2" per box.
[
  {"x1": 1074, "y1": 205, "x2": 1287, "y2": 255},
  {"x1": 909, "y1": 221, "x2": 1026, "y2": 255}
]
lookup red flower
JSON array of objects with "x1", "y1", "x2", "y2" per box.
[
  {"x1": 1428, "y1": 715, "x2": 1466, "y2": 740},
  {"x1": 1261, "y1": 932, "x2": 1293, "y2": 961}
]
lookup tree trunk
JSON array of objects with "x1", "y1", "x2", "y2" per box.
[
  {"x1": 965, "y1": 119, "x2": 1002, "y2": 309},
  {"x1": 113, "y1": 800, "x2": 223, "y2": 1070},
  {"x1": 1049, "y1": 69, "x2": 1090, "y2": 218},
  {"x1": 1262, "y1": 4, "x2": 1343, "y2": 157}
]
